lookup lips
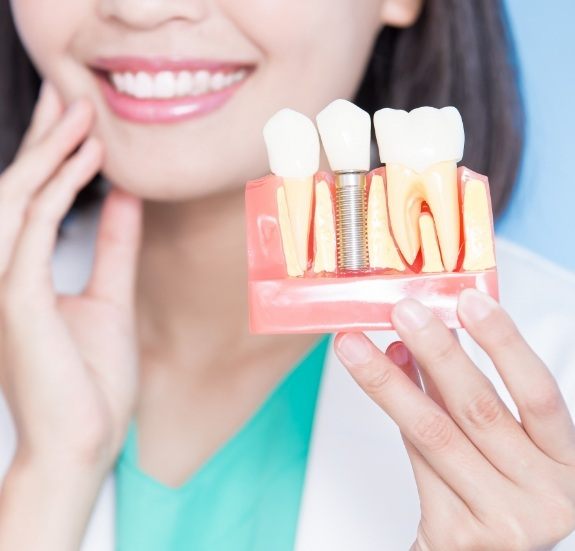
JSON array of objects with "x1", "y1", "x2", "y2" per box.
[{"x1": 91, "y1": 57, "x2": 254, "y2": 123}]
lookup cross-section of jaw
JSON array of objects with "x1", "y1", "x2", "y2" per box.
[{"x1": 374, "y1": 107, "x2": 464, "y2": 272}]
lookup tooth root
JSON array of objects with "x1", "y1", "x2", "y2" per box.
[
  {"x1": 312, "y1": 180, "x2": 336, "y2": 273},
  {"x1": 367, "y1": 175, "x2": 405, "y2": 271},
  {"x1": 283, "y1": 177, "x2": 313, "y2": 272},
  {"x1": 276, "y1": 186, "x2": 304, "y2": 277},
  {"x1": 419, "y1": 213, "x2": 445, "y2": 273},
  {"x1": 462, "y1": 179, "x2": 496, "y2": 271},
  {"x1": 386, "y1": 162, "x2": 461, "y2": 271},
  {"x1": 422, "y1": 161, "x2": 460, "y2": 272},
  {"x1": 386, "y1": 164, "x2": 423, "y2": 265}
]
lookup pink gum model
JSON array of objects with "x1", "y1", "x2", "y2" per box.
[{"x1": 245, "y1": 166, "x2": 498, "y2": 334}]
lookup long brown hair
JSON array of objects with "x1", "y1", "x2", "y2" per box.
[{"x1": 0, "y1": 0, "x2": 523, "y2": 217}]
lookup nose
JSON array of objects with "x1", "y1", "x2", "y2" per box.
[{"x1": 99, "y1": 0, "x2": 209, "y2": 30}]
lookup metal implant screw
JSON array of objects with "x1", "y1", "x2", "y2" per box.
[{"x1": 335, "y1": 171, "x2": 369, "y2": 272}]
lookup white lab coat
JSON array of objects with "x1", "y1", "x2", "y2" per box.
[{"x1": 1, "y1": 206, "x2": 574, "y2": 550}]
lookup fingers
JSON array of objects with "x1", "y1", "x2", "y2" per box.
[
  {"x1": 458, "y1": 289, "x2": 575, "y2": 465},
  {"x1": 391, "y1": 299, "x2": 545, "y2": 482},
  {"x1": 335, "y1": 332, "x2": 509, "y2": 516},
  {"x1": 386, "y1": 342, "x2": 468, "y2": 513},
  {"x1": 401, "y1": 434, "x2": 470, "y2": 518},
  {"x1": 0, "y1": 99, "x2": 94, "y2": 274},
  {"x1": 85, "y1": 189, "x2": 142, "y2": 308},
  {"x1": 5, "y1": 138, "x2": 103, "y2": 299},
  {"x1": 18, "y1": 82, "x2": 64, "y2": 153}
]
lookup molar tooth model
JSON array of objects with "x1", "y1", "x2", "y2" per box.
[{"x1": 246, "y1": 101, "x2": 497, "y2": 334}]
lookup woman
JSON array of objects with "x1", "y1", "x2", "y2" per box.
[{"x1": 0, "y1": 0, "x2": 574, "y2": 549}]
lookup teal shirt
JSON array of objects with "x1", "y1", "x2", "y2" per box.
[{"x1": 115, "y1": 337, "x2": 329, "y2": 551}]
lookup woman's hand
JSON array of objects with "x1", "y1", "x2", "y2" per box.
[
  {"x1": 0, "y1": 83, "x2": 142, "y2": 549},
  {"x1": 335, "y1": 290, "x2": 575, "y2": 551}
]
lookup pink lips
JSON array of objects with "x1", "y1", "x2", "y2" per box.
[{"x1": 92, "y1": 57, "x2": 252, "y2": 124}]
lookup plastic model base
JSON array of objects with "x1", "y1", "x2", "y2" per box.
[{"x1": 245, "y1": 167, "x2": 498, "y2": 334}]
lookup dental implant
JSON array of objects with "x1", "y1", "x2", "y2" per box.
[{"x1": 316, "y1": 100, "x2": 372, "y2": 272}]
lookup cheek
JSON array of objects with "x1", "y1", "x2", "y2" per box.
[
  {"x1": 221, "y1": 0, "x2": 383, "y2": 111},
  {"x1": 11, "y1": 1, "x2": 73, "y2": 68},
  {"x1": 10, "y1": 0, "x2": 92, "y2": 103}
]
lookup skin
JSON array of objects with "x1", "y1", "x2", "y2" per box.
[{"x1": 0, "y1": 0, "x2": 573, "y2": 549}]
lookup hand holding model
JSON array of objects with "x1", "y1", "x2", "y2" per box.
[
  {"x1": 0, "y1": 83, "x2": 142, "y2": 550},
  {"x1": 335, "y1": 298, "x2": 575, "y2": 551}
]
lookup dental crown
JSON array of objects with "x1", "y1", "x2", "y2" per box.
[
  {"x1": 263, "y1": 108, "x2": 320, "y2": 178},
  {"x1": 316, "y1": 99, "x2": 371, "y2": 172},
  {"x1": 374, "y1": 106, "x2": 465, "y2": 173}
]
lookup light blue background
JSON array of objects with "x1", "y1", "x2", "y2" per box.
[{"x1": 497, "y1": 0, "x2": 575, "y2": 271}]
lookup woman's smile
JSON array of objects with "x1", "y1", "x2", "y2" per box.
[{"x1": 92, "y1": 57, "x2": 255, "y2": 123}]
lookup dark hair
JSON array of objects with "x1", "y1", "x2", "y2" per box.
[{"x1": 1, "y1": 0, "x2": 522, "y2": 217}]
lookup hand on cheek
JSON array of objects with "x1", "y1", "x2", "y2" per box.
[{"x1": 334, "y1": 290, "x2": 575, "y2": 550}]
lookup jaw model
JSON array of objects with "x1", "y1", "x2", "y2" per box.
[{"x1": 246, "y1": 103, "x2": 498, "y2": 334}]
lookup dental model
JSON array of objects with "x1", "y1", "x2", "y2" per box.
[{"x1": 245, "y1": 102, "x2": 497, "y2": 333}]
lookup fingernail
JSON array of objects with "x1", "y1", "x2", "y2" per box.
[
  {"x1": 386, "y1": 342, "x2": 410, "y2": 366},
  {"x1": 392, "y1": 299, "x2": 432, "y2": 331},
  {"x1": 336, "y1": 333, "x2": 372, "y2": 366},
  {"x1": 458, "y1": 289, "x2": 497, "y2": 322}
]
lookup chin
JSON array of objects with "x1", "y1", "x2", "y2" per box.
[{"x1": 100, "y1": 153, "x2": 258, "y2": 202}]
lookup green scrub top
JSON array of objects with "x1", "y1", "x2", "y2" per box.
[{"x1": 115, "y1": 336, "x2": 330, "y2": 551}]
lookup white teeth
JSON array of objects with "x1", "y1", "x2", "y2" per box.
[
  {"x1": 124, "y1": 72, "x2": 136, "y2": 96},
  {"x1": 109, "y1": 69, "x2": 248, "y2": 99},
  {"x1": 111, "y1": 73, "x2": 126, "y2": 93},
  {"x1": 175, "y1": 71, "x2": 193, "y2": 97},
  {"x1": 193, "y1": 70, "x2": 210, "y2": 95},
  {"x1": 316, "y1": 99, "x2": 371, "y2": 172},
  {"x1": 210, "y1": 72, "x2": 225, "y2": 91},
  {"x1": 263, "y1": 108, "x2": 320, "y2": 178},
  {"x1": 374, "y1": 106, "x2": 464, "y2": 173},
  {"x1": 134, "y1": 71, "x2": 153, "y2": 98},
  {"x1": 154, "y1": 71, "x2": 176, "y2": 98}
]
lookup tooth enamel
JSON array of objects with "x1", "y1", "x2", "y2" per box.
[
  {"x1": 312, "y1": 180, "x2": 337, "y2": 273},
  {"x1": 419, "y1": 212, "x2": 445, "y2": 273},
  {"x1": 316, "y1": 99, "x2": 371, "y2": 172},
  {"x1": 111, "y1": 73, "x2": 126, "y2": 93},
  {"x1": 193, "y1": 70, "x2": 210, "y2": 95},
  {"x1": 263, "y1": 109, "x2": 320, "y2": 179},
  {"x1": 375, "y1": 107, "x2": 464, "y2": 272},
  {"x1": 154, "y1": 71, "x2": 176, "y2": 98},
  {"x1": 124, "y1": 72, "x2": 136, "y2": 96},
  {"x1": 462, "y1": 179, "x2": 496, "y2": 271},
  {"x1": 264, "y1": 109, "x2": 319, "y2": 274},
  {"x1": 211, "y1": 72, "x2": 225, "y2": 91},
  {"x1": 134, "y1": 72, "x2": 153, "y2": 98},
  {"x1": 374, "y1": 106, "x2": 464, "y2": 173},
  {"x1": 176, "y1": 71, "x2": 193, "y2": 97},
  {"x1": 367, "y1": 175, "x2": 405, "y2": 271}
]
